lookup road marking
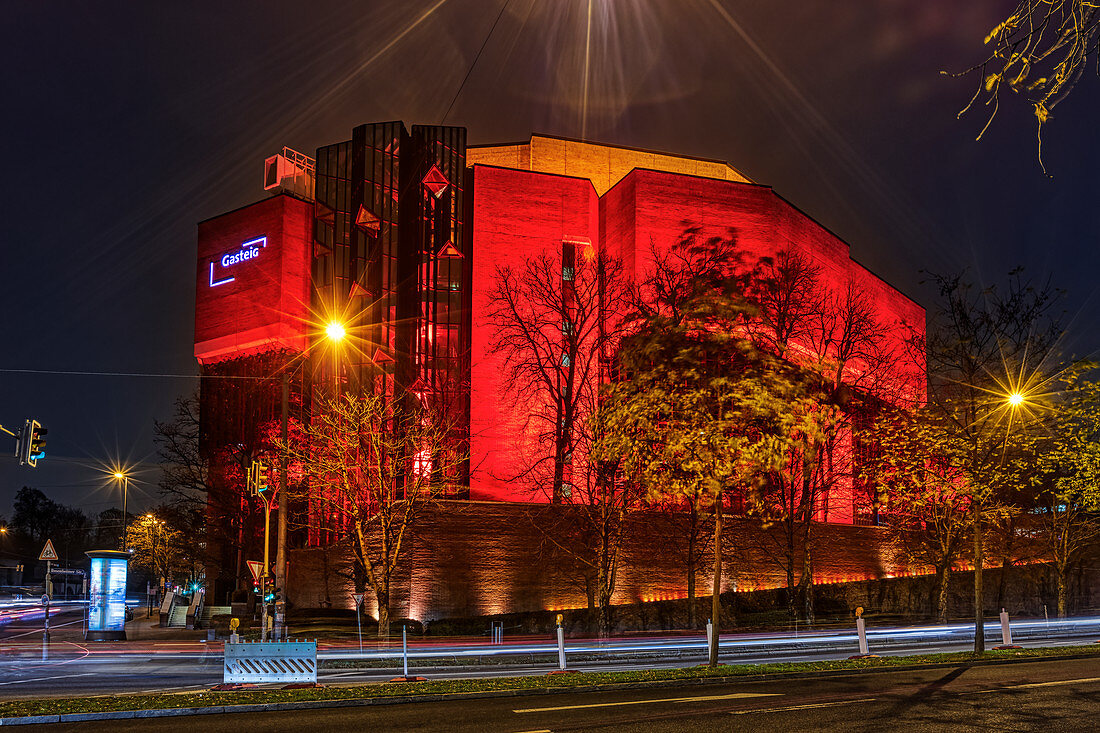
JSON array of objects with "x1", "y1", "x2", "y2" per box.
[
  {"x1": 730, "y1": 698, "x2": 877, "y2": 715},
  {"x1": 962, "y1": 676, "x2": 1100, "y2": 695},
  {"x1": 0, "y1": 673, "x2": 96, "y2": 687},
  {"x1": 514, "y1": 692, "x2": 781, "y2": 714}
]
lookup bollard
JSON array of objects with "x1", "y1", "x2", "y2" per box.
[
  {"x1": 557, "y1": 624, "x2": 566, "y2": 670},
  {"x1": 856, "y1": 617, "x2": 869, "y2": 655},
  {"x1": 995, "y1": 608, "x2": 1020, "y2": 649},
  {"x1": 402, "y1": 625, "x2": 409, "y2": 678},
  {"x1": 706, "y1": 620, "x2": 713, "y2": 653}
]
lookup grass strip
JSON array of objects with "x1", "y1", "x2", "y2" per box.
[{"x1": 2, "y1": 645, "x2": 1097, "y2": 719}]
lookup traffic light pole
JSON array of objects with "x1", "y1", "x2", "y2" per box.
[
  {"x1": 261, "y1": 500, "x2": 271, "y2": 642},
  {"x1": 276, "y1": 370, "x2": 289, "y2": 640}
]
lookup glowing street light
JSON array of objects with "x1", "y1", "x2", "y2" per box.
[
  {"x1": 1007, "y1": 392, "x2": 1025, "y2": 407},
  {"x1": 112, "y1": 470, "x2": 130, "y2": 551},
  {"x1": 325, "y1": 321, "x2": 346, "y2": 342}
]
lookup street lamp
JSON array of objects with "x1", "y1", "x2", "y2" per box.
[
  {"x1": 325, "y1": 321, "x2": 346, "y2": 342},
  {"x1": 113, "y1": 471, "x2": 129, "y2": 551},
  {"x1": 1007, "y1": 392, "x2": 1025, "y2": 407}
]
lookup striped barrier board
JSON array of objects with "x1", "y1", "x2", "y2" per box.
[{"x1": 223, "y1": 641, "x2": 317, "y2": 683}]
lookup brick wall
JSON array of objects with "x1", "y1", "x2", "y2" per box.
[{"x1": 286, "y1": 500, "x2": 909, "y2": 620}]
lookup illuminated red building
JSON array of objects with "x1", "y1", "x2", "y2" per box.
[{"x1": 194, "y1": 123, "x2": 925, "y2": 614}]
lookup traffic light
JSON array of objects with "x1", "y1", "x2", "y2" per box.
[
  {"x1": 29, "y1": 422, "x2": 46, "y2": 465},
  {"x1": 250, "y1": 460, "x2": 269, "y2": 496},
  {"x1": 17, "y1": 419, "x2": 46, "y2": 467}
]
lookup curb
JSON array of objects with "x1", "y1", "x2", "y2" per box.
[{"x1": 2, "y1": 650, "x2": 1099, "y2": 726}]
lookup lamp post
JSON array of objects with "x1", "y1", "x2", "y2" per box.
[
  {"x1": 271, "y1": 319, "x2": 346, "y2": 639},
  {"x1": 113, "y1": 471, "x2": 129, "y2": 551}
]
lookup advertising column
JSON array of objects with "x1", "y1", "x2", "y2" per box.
[{"x1": 85, "y1": 550, "x2": 129, "y2": 641}]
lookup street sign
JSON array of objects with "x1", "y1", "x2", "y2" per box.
[
  {"x1": 246, "y1": 560, "x2": 264, "y2": 582},
  {"x1": 352, "y1": 594, "x2": 364, "y2": 607},
  {"x1": 38, "y1": 539, "x2": 58, "y2": 561},
  {"x1": 40, "y1": 594, "x2": 49, "y2": 606}
]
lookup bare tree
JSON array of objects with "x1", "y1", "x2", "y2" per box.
[
  {"x1": 487, "y1": 246, "x2": 634, "y2": 634},
  {"x1": 486, "y1": 248, "x2": 629, "y2": 503},
  {"x1": 280, "y1": 391, "x2": 464, "y2": 637}
]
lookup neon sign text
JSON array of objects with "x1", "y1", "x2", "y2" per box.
[{"x1": 210, "y1": 236, "x2": 266, "y2": 287}]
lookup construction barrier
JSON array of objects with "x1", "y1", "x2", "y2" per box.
[{"x1": 223, "y1": 640, "x2": 317, "y2": 684}]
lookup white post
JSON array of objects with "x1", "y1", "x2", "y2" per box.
[
  {"x1": 856, "y1": 617, "x2": 869, "y2": 655},
  {"x1": 1000, "y1": 609, "x2": 1012, "y2": 646},
  {"x1": 356, "y1": 600, "x2": 363, "y2": 654},
  {"x1": 402, "y1": 625, "x2": 409, "y2": 678},
  {"x1": 556, "y1": 624, "x2": 567, "y2": 670},
  {"x1": 706, "y1": 619, "x2": 713, "y2": 653}
]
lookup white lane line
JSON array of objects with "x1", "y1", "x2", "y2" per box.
[
  {"x1": 514, "y1": 691, "x2": 781, "y2": 714},
  {"x1": 0, "y1": 672, "x2": 96, "y2": 687},
  {"x1": 730, "y1": 698, "x2": 877, "y2": 715}
]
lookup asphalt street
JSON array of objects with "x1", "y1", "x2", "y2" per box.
[
  {"x1": 3, "y1": 608, "x2": 1100, "y2": 699},
  {"x1": 14, "y1": 656, "x2": 1100, "y2": 732}
]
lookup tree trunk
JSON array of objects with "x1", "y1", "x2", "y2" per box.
[
  {"x1": 1056, "y1": 564, "x2": 1067, "y2": 619},
  {"x1": 936, "y1": 564, "x2": 951, "y2": 624},
  {"x1": 376, "y1": 588, "x2": 390, "y2": 639},
  {"x1": 598, "y1": 587, "x2": 613, "y2": 638},
  {"x1": 709, "y1": 500, "x2": 723, "y2": 668},
  {"x1": 801, "y1": 548, "x2": 814, "y2": 624},
  {"x1": 687, "y1": 503, "x2": 697, "y2": 628},
  {"x1": 973, "y1": 502, "x2": 984, "y2": 653}
]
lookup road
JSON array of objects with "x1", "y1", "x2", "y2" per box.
[
  {"x1": 1, "y1": 607, "x2": 1099, "y2": 699},
  {"x1": 15, "y1": 656, "x2": 1100, "y2": 732}
]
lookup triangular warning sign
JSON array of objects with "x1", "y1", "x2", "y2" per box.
[
  {"x1": 355, "y1": 205, "x2": 381, "y2": 234},
  {"x1": 246, "y1": 560, "x2": 264, "y2": 582},
  {"x1": 372, "y1": 348, "x2": 396, "y2": 365},
  {"x1": 38, "y1": 539, "x2": 58, "y2": 561},
  {"x1": 436, "y1": 241, "x2": 463, "y2": 258},
  {"x1": 422, "y1": 165, "x2": 450, "y2": 199}
]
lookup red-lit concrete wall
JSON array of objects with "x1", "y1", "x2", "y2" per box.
[
  {"x1": 602, "y1": 169, "x2": 926, "y2": 402},
  {"x1": 601, "y1": 168, "x2": 925, "y2": 522},
  {"x1": 469, "y1": 165, "x2": 599, "y2": 502},
  {"x1": 195, "y1": 194, "x2": 313, "y2": 363},
  {"x1": 471, "y1": 165, "x2": 926, "y2": 517}
]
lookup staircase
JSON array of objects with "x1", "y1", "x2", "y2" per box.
[
  {"x1": 201, "y1": 605, "x2": 231, "y2": 627},
  {"x1": 167, "y1": 603, "x2": 188, "y2": 628}
]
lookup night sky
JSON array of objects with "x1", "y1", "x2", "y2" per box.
[{"x1": 2, "y1": 1, "x2": 1098, "y2": 516}]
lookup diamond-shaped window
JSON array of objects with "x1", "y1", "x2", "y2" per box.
[
  {"x1": 422, "y1": 165, "x2": 450, "y2": 199},
  {"x1": 372, "y1": 348, "x2": 396, "y2": 365},
  {"x1": 436, "y1": 241, "x2": 463, "y2": 258},
  {"x1": 315, "y1": 202, "x2": 335, "y2": 225},
  {"x1": 349, "y1": 280, "x2": 373, "y2": 299},
  {"x1": 355, "y1": 205, "x2": 381, "y2": 234}
]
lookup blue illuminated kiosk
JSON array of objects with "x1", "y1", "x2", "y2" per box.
[{"x1": 85, "y1": 550, "x2": 129, "y2": 641}]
